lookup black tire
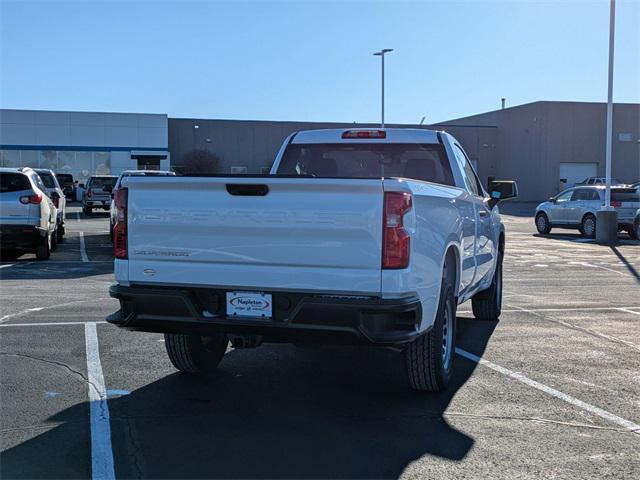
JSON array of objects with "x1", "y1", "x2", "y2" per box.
[
  {"x1": 109, "y1": 222, "x2": 114, "y2": 243},
  {"x1": 405, "y1": 268, "x2": 456, "y2": 392},
  {"x1": 580, "y1": 214, "x2": 596, "y2": 238},
  {"x1": 535, "y1": 212, "x2": 551, "y2": 234},
  {"x1": 50, "y1": 230, "x2": 57, "y2": 252},
  {"x1": 627, "y1": 225, "x2": 638, "y2": 240},
  {"x1": 83, "y1": 206, "x2": 92, "y2": 215},
  {"x1": 164, "y1": 333, "x2": 229, "y2": 373},
  {"x1": 35, "y1": 234, "x2": 51, "y2": 260},
  {"x1": 472, "y1": 252, "x2": 503, "y2": 321},
  {"x1": 57, "y1": 224, "x2": 65, "y2": 242}
]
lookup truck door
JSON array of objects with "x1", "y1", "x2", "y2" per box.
[
  {"x1": 455, "y1": 145, "x2": 495, "y2": 283},
  {"x1": 449, "y1": 143, "x2": 480, "y2": 291}
]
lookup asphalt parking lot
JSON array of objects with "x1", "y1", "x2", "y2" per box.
[{"x1": 1, "y1": 203, "x2": 639, "y2": 479}]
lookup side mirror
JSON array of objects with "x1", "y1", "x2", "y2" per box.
[
  {"x1": 548, "y1": 196, "x2": 556, "y2": 203},
  {"x1": 488, "y1": 180, "x2": 518, "y2": 208}
]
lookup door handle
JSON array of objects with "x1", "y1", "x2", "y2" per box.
[{"x1": 479, "y1": 209, "x2": 490, "y2": 218}]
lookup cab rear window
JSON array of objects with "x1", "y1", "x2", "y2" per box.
[
  {"x1": 277, "y1": 143, "x2": 454, "y2": 186},
  {"x1": 88, "y1": 177, "x2": 117, "y2": 188},
  {"x1": 0, "y1": 173, "x2": 31, "y2": 193},
  {"x1": 611, "y1": 189, "x2": 640, "y2": 202}
]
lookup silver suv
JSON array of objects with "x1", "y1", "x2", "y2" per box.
[
  {"x1": 535, "y1": 186, "x2": 640, "y2": 238},
  {"x1": 0, "y1": 168, "x2": 58, "y2": 260},
  {"x1": 82, "y1": 175, "x2": 117, "y2": 215}
]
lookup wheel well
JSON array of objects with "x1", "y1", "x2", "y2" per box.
[
  {"x1": 581, "y1": 212, "x2": 596, "y2": 223},
  {"x1": 444, "y1": 246, "x2": 460, "y2": 297}
]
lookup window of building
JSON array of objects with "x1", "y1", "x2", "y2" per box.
[
  {"x1": 39, "y1": 150, "x2": 58, "y2": 170},
  {"x1": 0, "y1": 150, "x2": 20, "y2": 168}
]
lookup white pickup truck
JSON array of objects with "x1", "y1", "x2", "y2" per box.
[{"x1": 107, "y1": 128, "x2": 517, "y2": 391}]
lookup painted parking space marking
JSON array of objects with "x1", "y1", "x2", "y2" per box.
[
  {"x1": 79, "y1": 231, "x2": 89, "y2": 262},
  {"x1": 618, "y1": 308, "x2": 640, "y2": 316},
  {"x1": 0, "y1": 300, "x2": 97, "y2": 324},
  {"x1": 84, "y1": 322, "x2": 115, "y2": 480},
  {"x1": 456, "y1": 347, "x2": 640, "y2": 434},
  {"x1": 76, "y1": 211, "x2": 81, "y2": 222},
  {"x1": 0, "y1": 321, "x2": 108, "y2": 327}
]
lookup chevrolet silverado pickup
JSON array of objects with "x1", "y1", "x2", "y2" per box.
[{"x1": 107, "y1": 128, "x2": 517, "y2": 391}]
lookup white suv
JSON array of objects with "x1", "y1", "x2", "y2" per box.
[{"x1": 0, "y1": 168, "x2": 58, "y2": 260}]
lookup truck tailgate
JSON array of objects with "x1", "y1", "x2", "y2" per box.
[{"x1": 126, "y1": 177, "x2": 384, "y2": 294}]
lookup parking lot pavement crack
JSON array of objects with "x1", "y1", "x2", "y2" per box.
[
  {"x1": 505, "y1": 304, "x2": 640, "y2": 352},
  {"x1": 0, "y1": 352, "x2": 103, "y2": 395},
  {"x1": 121, "y1": 417, "x2": 144, "y2": 479}
]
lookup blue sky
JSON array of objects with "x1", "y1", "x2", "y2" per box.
[{"x1": 1, "y1": 0, "x2": 638, "y2": 123}]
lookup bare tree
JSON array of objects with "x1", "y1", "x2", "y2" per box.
[{"x1": 181, "y1": 149, "x2": 220, "y2": 174}]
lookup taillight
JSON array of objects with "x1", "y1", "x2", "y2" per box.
[
  {"x1": 342, "y1": 130, "x2": 386, "y2": 139},
  {"x1": 113, "y1": 187, "x2": 128, "y2": 259},
  {"x1": 87, "y1": 188, "x2": 93, "y2": 198},
  {"x1": 382, "y1": 191, "x2": 412, "y2": 269},
  {"x1": 611, "y1": 201, "x2": 621, "y2": 207},
  {"x1": 19, "y1": 193, "x2": 43, "y2": 205}
]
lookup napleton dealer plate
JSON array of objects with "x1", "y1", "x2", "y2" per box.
[{"x1": 226, "y1": 291, "x2": 273, "y2": 319}]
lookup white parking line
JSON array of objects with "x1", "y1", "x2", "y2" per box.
[
  {"x1": 0, "y1": 264, "x2": 15, "y2": 269},
  {"x1": 84, "y1": 322, "x2": 115, "y2": 480},
  {"x1": 459, "y1": 305, "x2": 640, "y2": 314},
  {"x1": 0, "y1": 321, "x2": 108, "y2": 327},
  {"x1": 0, "y1": 300, "x2": 96, "y2": 324},
  {"x1": 455, "y1": 348, "x2": 640, "y2": 434},
  {"x1": 79, "y1": 232, "x2": 89, "y2": 262},
  {"x1": 76, "y1": 211, "x2": 81, "y2": 222}
]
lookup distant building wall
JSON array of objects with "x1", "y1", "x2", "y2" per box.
[
  {"x1": 0, "y1": 109, "x2": 169, "y2": 182},
  {"x1": 168, "y1": 118, "x2": 491, "y2": 177},
  {"x1": 440, "y1": 101, "x2": 640, "y2": 201}
]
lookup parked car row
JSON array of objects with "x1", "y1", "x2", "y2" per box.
[
  {"x1": 535, "y1": 185, "x2": 640, "y2": 239},
  {"x1": 0, "y1": 167, "x2": 64, "y2": 260}
]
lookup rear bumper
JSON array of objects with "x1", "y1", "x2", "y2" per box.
[
  {"x1": 0, "y1": 224, "x2": 44, "y2": 250},
  {"x1": 107, "y1": 284, "x2": 422, "y2": 346},
  {"x1": 84, "y1": 199, "x2": 110, "y2": 208}
]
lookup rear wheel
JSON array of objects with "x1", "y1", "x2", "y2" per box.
[
  {"x1": 472, "y1": 251, "x2": 503, "y2": 321},
  {"x1": 35, "y1": 234, "x2": 51, "y2": 260},
  {"x1": 57, "y1": 224, "x2": 65, "y2": 242},
  {"x1": 164, "y1": 333, "x2": 229, "y2": 373},
  {"x1": 627, "y1": 225, "x2": 638, "y2": 240},
  {"x1": 580, "y1": 214, "x2": 596, "y2": 238},
  {"x1": 535, "y1": 212, "x2": 551, "y2": 234},
  {"x1": 50, "y1": 229, "x2": 57, "y2": 251},
  {"x1": 83, "y1": 206, "x2": 92, "y2": 215},
  {"x1": 405, "y1": 268, "x2": 456, "y2": 392}
]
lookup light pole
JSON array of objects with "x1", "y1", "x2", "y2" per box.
[
  {"x1": 596, "y1": 0, "x2": 617, "y2": 244},
  {"x1": 373, "y1": 48, "x2": 393, "y2": 128}
]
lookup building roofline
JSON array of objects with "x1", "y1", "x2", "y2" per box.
[
  {"x1": 0, "y1": 108, "x2": 167, "y2": 117},
  {"x1": 439, "y1": 100, "x2": 640, "y2": 124}
]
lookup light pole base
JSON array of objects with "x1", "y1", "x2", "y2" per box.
[{"x1": 596, "y1": 209, "x2": 618, "y2": 245}]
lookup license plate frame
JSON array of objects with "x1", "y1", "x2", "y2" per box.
[{"x1": 226, "y1": 291, "x2": 273, "y2": 319}]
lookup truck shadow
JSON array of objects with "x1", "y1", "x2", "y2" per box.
[{"x1": 1, "y1": 317, "x2": 496, "y2": 479}]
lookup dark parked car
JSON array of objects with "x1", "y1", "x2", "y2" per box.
[
  {"x1": 82, "y1": 175, "x2": 117, "y2": 214},
  {"x1": 56, "y1": 173, "x2": 75, "y2": 200}
]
